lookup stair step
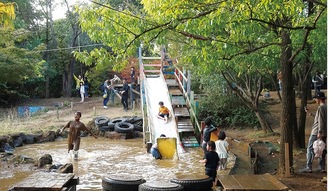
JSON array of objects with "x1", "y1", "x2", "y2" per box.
[
  {"x1": 177, "y1": 118, "x2": 193, "y2": 126},
  {"x1": 183, "y1": 143, "x2": 200, "y2": 147},
  {"x1": 178, "y1": 128, "x2": 194, "y2": 133},
  {"x1": 174, "y1": 107, "x2": 190, "y2": 117},
  {"x1": 172, "y1": 96, "x2": 186, "y2": 106},
  {"x1": 166, "y1": 79, "x2": 179, "y2": 87},
  {"x1": 182, "y1": 135, "x2": 199, "y2": 147},
  {"x1": 169, "y1": 89, "x2": 183, "y2": 96},
  {"x1": 144, "y1": 70, "x2": 160, "y2": 73},
  {"x1": 141, "y1": 56, "x2": 161, "y2": 60},
  {"x1": 144, "y1": 64, "x2": 162, "y2": 67}
]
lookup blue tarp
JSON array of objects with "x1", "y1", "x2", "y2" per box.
[{"x1": 17, "y1": 106, "x2": 45, "y2": 117}]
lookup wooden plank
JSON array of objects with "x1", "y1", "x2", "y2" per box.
[
  {"x1": 169, "y1": 88, "x2": 183, "y2": 96},
  {"x1": 166, "y1": 79, "x2": 179, "y2": 87},
  {"x1": 144, "y1": 70, "x2": 160, "y2": 73},
  {"x1": 178, "y1": 128, "x2": 194, "y2": 133},
  {"x1": 172, "y1": 96, "x2": 186, "y2": 106},
  {"x1": 284, "y1": 143, "x2": 290, "y2": 177},
  {"x1": 143, "y1": 64, "x2": 162, "y2": 67},
  {"x1": 218, "y1": 175, "x2": 243, "y2": 190},
  {"x1": 264, "y1": 173, "x2": 289, "y2": 190},
  {"x1": 218, "y1": 174, "x2": 289, "y2": 191},
  {"x1": 177, "y1": 118, "x2": 193, "y2": 126},
  {"x1": 12, "y1": 172, "x2": 75, "y2": 191},
  {"x1": 177, "y1": 125, "x2": 193, "y2": 129},
  {"x1": 174, "y1": 107, "x2": 190, "y2": 117},
  {"x1": 141, "y1": 56, "x2": 161, "y2": 59}
]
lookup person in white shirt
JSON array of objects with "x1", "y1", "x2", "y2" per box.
[
  {"x1": 215, "y1": 131, "x2": 230, "y2": 170},
  {"x1": 80, "y1": 82, "x2": 85, "y2": 102}
]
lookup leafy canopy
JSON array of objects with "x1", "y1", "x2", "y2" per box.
[{"x1": 76, "y1": 0, "x2": 325, "y2": 76}]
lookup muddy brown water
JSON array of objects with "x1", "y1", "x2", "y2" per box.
[{"x1": 0, "y1": 137, "x2": 208, "y2": 191}]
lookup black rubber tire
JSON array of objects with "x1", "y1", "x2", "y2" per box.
[
  {"x1": 108, "y1": 117, "x2": 127, "y2": 129},
  {"x1": 139, "y1": 181, "x2": 184, "y2": 191},
  {"x1": 95, "y1": 116, "x2": 110, "y2": 127},
  {"x1": 133, "y1": 124, "x2": 143, "y2": 132},
  {"x1": 124, "y1": 116, "x2": 137, "y2": 123},
  {"x1": 170, "y1": 174, "x2": 213, "y2": 191},
  {"x1": 132, "y1": 117, "x2": 143, "y2": 126},
  {"x1": 99, "y1": 125, "x2": 114, "y2": 132},
  {"x1": 114, "y1": 122, "x2": 134, "y2": 133},
  {"x1": 102, "y1": 174, "x2": 146, "y2": 191}
]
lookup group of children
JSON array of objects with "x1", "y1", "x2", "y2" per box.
[
  {"x1": 199, "y1": 118, "x2": 230, "y2": 186},
  {"x1": 154, "y1": 103, "x2": 229, "y2": 187}
]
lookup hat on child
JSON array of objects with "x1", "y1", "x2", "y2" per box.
[{"x1": 313, "y1": 91, "x2": 326, "y2": 100}]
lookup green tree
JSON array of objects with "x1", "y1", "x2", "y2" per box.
[
  {"x1": 77, "y1": 0, "x2": 326, "y2": 175},
  {"x1": 0, "y1": 27, "x2": 44, "y2": 105}
]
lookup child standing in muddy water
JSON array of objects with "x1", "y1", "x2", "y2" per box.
[
  {"x1": 199, "y1": 141, "x2": 220, "y2": 187},
  {"x1": 60, "y1": 111, "x2": 98, "y2": 160}
]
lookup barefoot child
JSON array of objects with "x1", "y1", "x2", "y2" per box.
[
  {"x1": 157, "y1": 101, "x2": 170, "y2": 123},
  {"x1": 199, "y1": 141, "x2": 220, "y2": 187}
]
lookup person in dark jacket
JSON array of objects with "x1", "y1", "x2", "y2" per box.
[
  {"x1": 120, "y1": 78, "x2": 129, "y2": 111},
  {"x1": 202, "y1": 117, "x2": 218, "y2": 157}
]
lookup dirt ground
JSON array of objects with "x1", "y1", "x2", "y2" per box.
[
  {"x1": 224, "y1": 91, "x2": 327, "y2": 191},
  {"x1": 0, "y1": 91, "x2": 327, "y2": 191}
]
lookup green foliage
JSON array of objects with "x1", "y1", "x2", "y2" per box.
[
  {"x1": 195, "y1": 72, "x2": 259, "y2": 128},
  {"x1": 198, "y1": 94, "x2": 259, "y2": 128},
  {"x1": 0, "y1": 27, "x2": 44, "y2": 105}
]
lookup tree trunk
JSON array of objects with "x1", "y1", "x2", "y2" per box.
[
  {"x1": 223, "y1": 71, "x2": 274, "y2": 134},
  {"x1": 62, "y1": 0, "x2": 80, "y2": 97},
  {"x1": 255, "y1": 110, "x2": 273, "y2": 134},
  {"x1": 296, "y1": 44, "x2": 313, "y2": 149},
  {"x1": 44, "y1": 0, "x2": 50, "y2": 98},
  {"x1": 278, "y1": 29, "x2": 294, "y2": 175}
]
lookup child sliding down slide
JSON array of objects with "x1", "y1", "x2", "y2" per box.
[{"x1": 157, "y1": 101, "x2": 170, "y2": 123}]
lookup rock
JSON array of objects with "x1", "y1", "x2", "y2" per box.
[
  {"x1": 58, "y1": 163, "x2": 73, "y2": 173},
  {"x1": 37, "y1": 154, "x2": 52, "y2": 168},
  {"x1": 13, "y1": 136, "x2": 24, "y2": 147},
  {"x1": 10, "y1": 155, "x2": 35, "y2": 164},
  {"x1": 24, "y1": 134, "x2": 36, "y2": 144},
  {"x1": 38, "y1": 131, "x2": 56, "y2": 143},
  {"x1": 4, "y1": 143, "x2": 14, "y2": 154},
  {"x1": 321, "y1": 177, "x2": 327, "y2": 183}
]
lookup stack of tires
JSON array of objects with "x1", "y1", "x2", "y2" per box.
[
  {"x1": 102, "y1": 174, "x2": 213, "y2": 191},
  {"x1": 102, "y1": 174, "x2": 146, "y2": 191},
  {"x1": 94, "y1": 116, "x2": 143, "y2": 133}
]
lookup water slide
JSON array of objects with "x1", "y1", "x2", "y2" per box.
[{"x1": 143, "y1": 72, "x2": 183, "y2": 159}]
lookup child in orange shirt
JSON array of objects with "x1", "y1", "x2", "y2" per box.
[{"x1": 157, "y1": 101, "x2": 170, "y2": 123}]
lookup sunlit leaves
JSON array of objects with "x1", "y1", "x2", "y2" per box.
[{"x1": 0, "y1": 2, "x2": 16, "y2": 28}]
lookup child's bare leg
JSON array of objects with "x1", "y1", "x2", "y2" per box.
[
  {"x1": 157, "y1": 115, "x2": 164, "y2": 120},
  {"x1": 164, "y1": 116, "x2": 168, "y2": 123}
]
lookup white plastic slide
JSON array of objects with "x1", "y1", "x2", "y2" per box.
[{"x1": 143, "y1": 73, "x2": 184, "y2": 158}]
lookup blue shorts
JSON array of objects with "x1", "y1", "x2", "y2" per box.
[{"x1": 159, "y1": 114, "x2": 169, "y2": 118}]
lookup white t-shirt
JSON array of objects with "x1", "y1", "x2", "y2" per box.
[{"x1": 215, "y1": 139, "x2": 229, "y2": 158}]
